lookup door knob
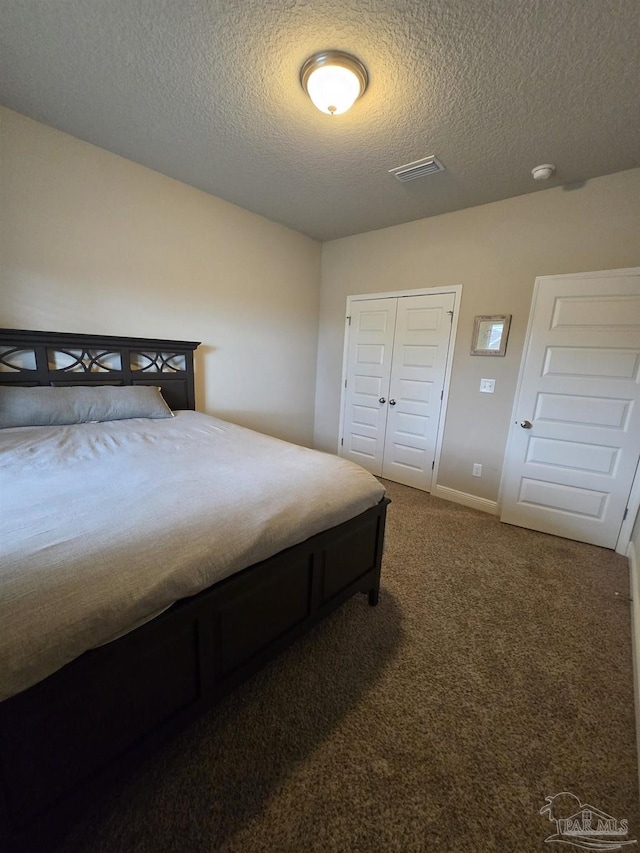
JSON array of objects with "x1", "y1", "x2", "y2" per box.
[
  {"x1": 379, "y1": 397, "x2": 386, "y2": 404},
  {"x1": 389, "y1": 399, "x2": 397, "y2": 406},
  {"x1": 520, "y1": 420, "x2": 533, "y2": 429}
]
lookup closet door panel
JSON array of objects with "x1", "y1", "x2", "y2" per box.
[
  {"x1": 382, "y1": 294, "x2": 455, "y2": 490},
  {"x1": 342, "y1": 299, "x2": 397, "y2": 475}
]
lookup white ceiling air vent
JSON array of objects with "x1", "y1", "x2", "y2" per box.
[{"x1": 389, "y1": 155, "x2": 446, "y2": 182}]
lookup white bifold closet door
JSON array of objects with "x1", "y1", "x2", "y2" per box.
[
  {"x1": 341, "y1": 298, "x2": 398, "y2": 475},
  {"x1": 342, "y1": 292, "x2": 455, "y2": 491}
]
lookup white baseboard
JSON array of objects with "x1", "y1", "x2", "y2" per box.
[
  {"x1": 431, "y1": 485, "x2": 498, "y2": 515},
  {"x1": 628, "y1": 541, "x2": 640, "y2": 793}
]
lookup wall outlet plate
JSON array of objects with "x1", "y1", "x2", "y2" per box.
[
  {"x1": 472, "y1": 463, "x2": 482, "y2": 477},
  {"x1": 479, "y1": 378, "x2": 495, "y2": 393}
]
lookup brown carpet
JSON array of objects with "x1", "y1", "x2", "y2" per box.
[{"x1": 60, "y1": 480, "x2": 639, "y2": 852}]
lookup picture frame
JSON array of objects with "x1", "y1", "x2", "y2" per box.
[{"x1": 471, "y1": 314, "x2": 511, "y2": 356}]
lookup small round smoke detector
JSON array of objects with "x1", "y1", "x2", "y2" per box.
[{"x1": 531, "y1": 163, "x2": 555, "y2": 181}]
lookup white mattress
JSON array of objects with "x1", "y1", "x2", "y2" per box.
[{"x1": 0, "y1": 411, "x2": 385, "y2": 701}]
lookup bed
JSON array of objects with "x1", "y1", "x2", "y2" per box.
[{"x1": 0, "y1": 328, "x2": 389, "y2": 849}]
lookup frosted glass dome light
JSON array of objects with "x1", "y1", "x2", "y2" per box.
[{"x1": 301, "y1": 51, "x2": 368, "y2": 116}]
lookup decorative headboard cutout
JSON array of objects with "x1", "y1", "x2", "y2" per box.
[{"x1": 0, "y1": 329, "x2": 200, "y2": 411}]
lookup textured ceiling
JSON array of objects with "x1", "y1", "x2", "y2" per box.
[{"x1": 2, "y1": 0, "x2": 639, "y2": 241}]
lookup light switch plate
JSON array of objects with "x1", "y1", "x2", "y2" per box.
[{"x1": 479, "y1": 378, "x2": 495, "y2": 393}]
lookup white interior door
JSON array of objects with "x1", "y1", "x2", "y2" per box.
[
  {"x1": 341, "y1": 298, "x2": 397, "y2": 474},
  {"x1": 381, "y1": 293, "x2": 455, "y2": 489},
  {"x1": 500, "y1": 269, "x2": 640, "y2": 549}
]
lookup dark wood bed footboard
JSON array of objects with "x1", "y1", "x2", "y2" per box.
[{"x1": 0, "y1": 496, "x2": 389, "y2": 850}]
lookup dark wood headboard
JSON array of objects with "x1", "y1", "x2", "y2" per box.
[{"x1": 0, "y1": 329, "x2": 200, "y2": 411}]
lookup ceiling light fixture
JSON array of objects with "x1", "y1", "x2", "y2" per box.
[
  {"x1": 300, "y1": 51, "x2": 368, "y2": 116},
  {"x1": 531, "y1": 163, "x2": 556, "y2": 180}
]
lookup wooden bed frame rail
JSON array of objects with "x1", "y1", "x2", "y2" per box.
[{"x1": 1, "y1": 497, "x2": 388, "y2": 849}]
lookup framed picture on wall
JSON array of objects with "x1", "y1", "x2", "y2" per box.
[{"x1": 471, "y1": 315, "x2": 511, "y2": 356}]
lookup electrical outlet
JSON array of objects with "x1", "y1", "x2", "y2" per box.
[
  {"x1": 479, "y1": 378, "x2": 495, "y2": 393},
  {"x1": 472, "y1": 463, "x2": 482, "y2": 477}
]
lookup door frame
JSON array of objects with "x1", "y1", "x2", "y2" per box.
[
  {"x1": 498, "y1": 267, "x2": 640, "y2": 555},
  {"x1": 337, "y1": 285, "x2": 462, "y2": 492},
  {"x1": 617, "y1": 457, "x2": 640, "y2": 555}
]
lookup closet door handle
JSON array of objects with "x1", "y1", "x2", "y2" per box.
[
  {"x1": 389, "y1": 399, "x2": 397, "y2": 406},
  {"x1": 379, "y1": 397, "x2": 386, "y2": 404}
]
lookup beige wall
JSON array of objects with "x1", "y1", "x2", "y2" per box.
[
  {"x1": 4, "y1": 106, "x2": 639, "y2": 484},
  {"x1": 316, "y1": 169, "x2": 640, "y2": 501},
  {"x1": 0, "y1": 108, "x2": 321, "y2": 446}
]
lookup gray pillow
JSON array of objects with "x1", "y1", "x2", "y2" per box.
[{"x1": 0, "y1": 385, "x2": 174, "y2": 429}]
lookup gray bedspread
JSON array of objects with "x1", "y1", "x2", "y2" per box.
[{"x1": 0, "y1": 411, "x2": 385, "y2": 701}]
